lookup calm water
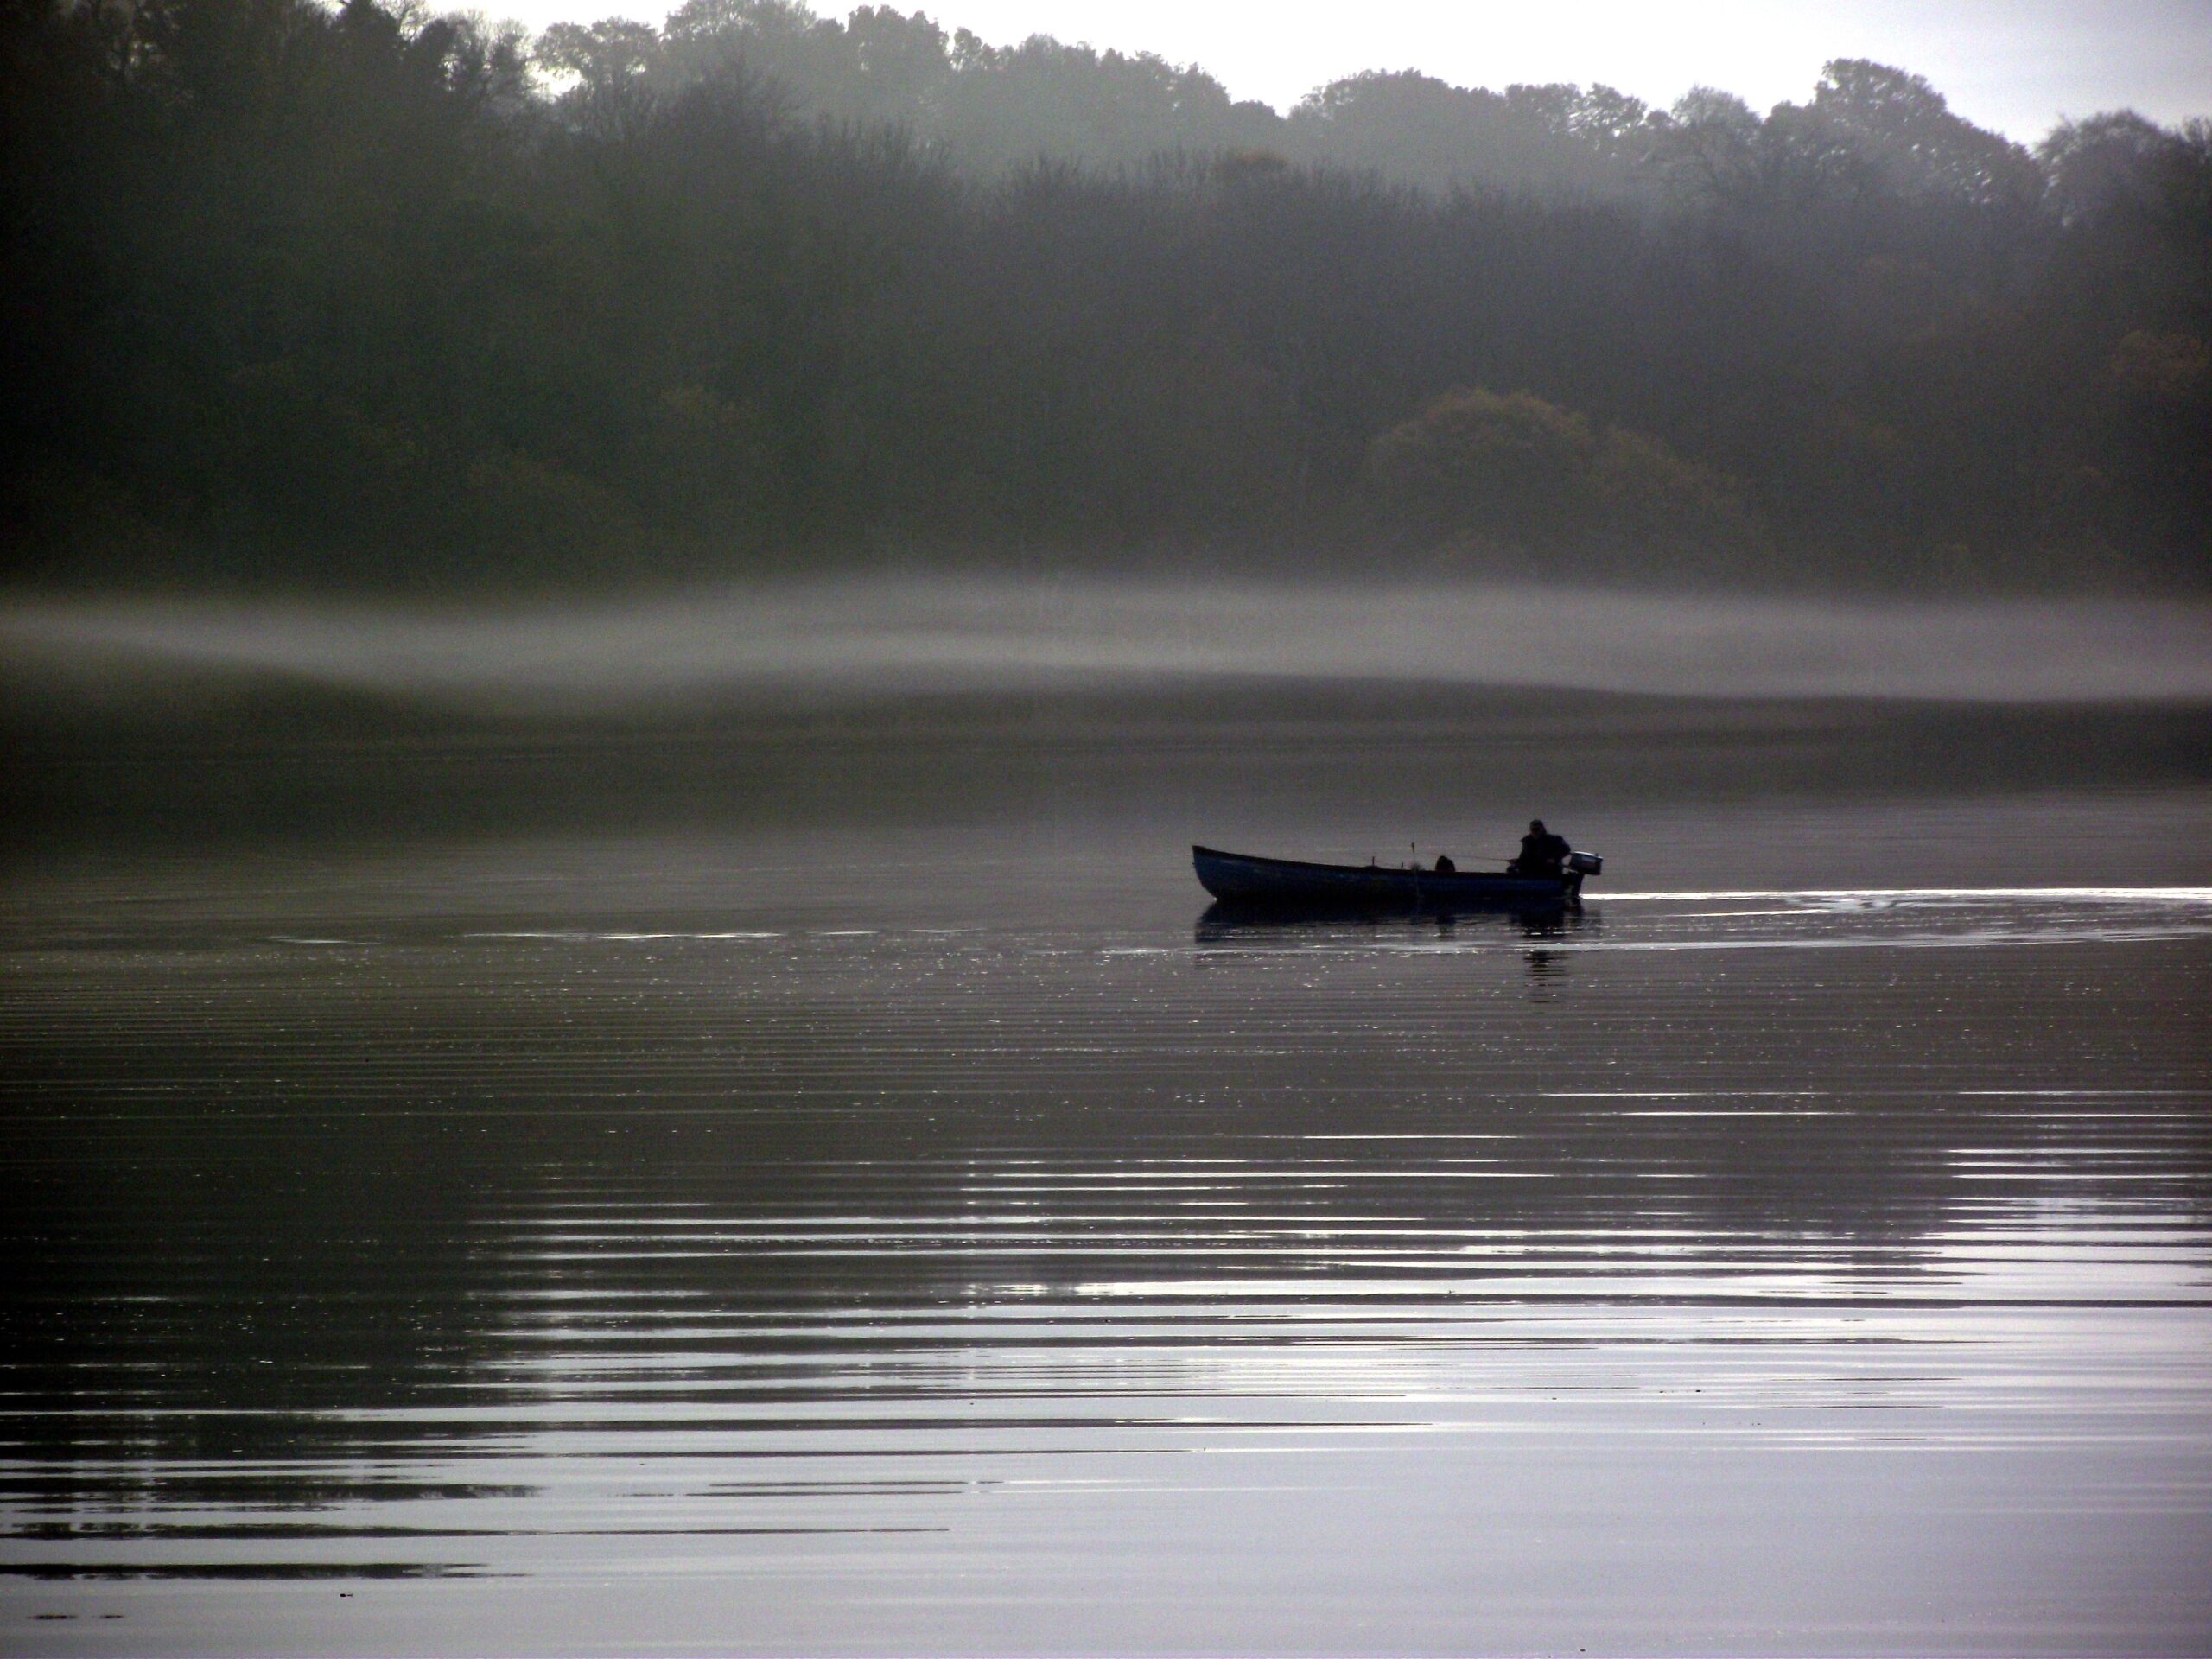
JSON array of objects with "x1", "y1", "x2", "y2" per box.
[{"x1": 3, "y1": 691, "x2": 2210, "y2": 1654}]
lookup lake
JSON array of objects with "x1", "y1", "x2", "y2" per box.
[{"x1": 3, "y1": 683, "x2": 2209, "y2": 1655}]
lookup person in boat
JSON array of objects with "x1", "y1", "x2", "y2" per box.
[{"x1": 1509, "y1": 819, "x2": 1571, "y2": 877}]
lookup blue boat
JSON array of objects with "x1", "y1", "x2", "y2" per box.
[{"x1": 1192, "y1": 843, "x2": 1599, "y2": 912}]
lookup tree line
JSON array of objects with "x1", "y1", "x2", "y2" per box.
[{"x1": 3, "y1": 0, "x2": 2208, "y2": 590}]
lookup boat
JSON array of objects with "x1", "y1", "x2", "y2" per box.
[{"x1": 1192, "y1": 843, "x2": 1600, "y2": 912}]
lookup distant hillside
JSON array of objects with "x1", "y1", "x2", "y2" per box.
[{"x1": 3, "y1": 0, "x2": 2208, "y2": 592}]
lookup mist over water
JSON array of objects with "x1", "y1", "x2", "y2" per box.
[
  {"x1": 5, "y1": 577, "x2": 2212, "y2": 1655},
  {"x1": 8, "y1": 578, "x2": 2212, "y2": 707},
  {"x1": 11, "y1": 0, "x2": 2212, "y2": 1639}
]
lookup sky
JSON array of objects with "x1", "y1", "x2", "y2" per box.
[{"x1": 486, "y1": 0, "x2": 2212, "y2": 140}]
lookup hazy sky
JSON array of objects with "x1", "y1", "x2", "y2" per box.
[{"x1": 492, "y1": 0, "x2": 2212, "y2": 139}]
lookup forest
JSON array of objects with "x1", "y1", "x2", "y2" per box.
[{"x1": 3, "y1": 0, "x2": 2209, "y2": 591}]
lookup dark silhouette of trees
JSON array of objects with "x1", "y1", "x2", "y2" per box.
[
  {"x1": 2, "y1": 0, "x2": 2206, "y2": 592},
  {"x1": 1367, "y1": 389, "x2": 1768, "y2": 576}
]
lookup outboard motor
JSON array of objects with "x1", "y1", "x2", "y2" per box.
[{"x1": 1562, "y1": 849, "x2": 1602, "y2": 900}]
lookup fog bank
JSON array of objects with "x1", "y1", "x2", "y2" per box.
[{"x1": 6, "y1": 580, "x2": 2210, "y2": 708}]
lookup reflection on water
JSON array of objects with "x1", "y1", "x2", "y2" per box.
[
  {"x1": 3, "y1": 704, "x2": 2211, "y2": 1654},
  {"x1": 1195, "y1": 902, "x2": 1595, "y2": 998},
  {"x1": 1194, "y1": 899, "x2": 1592, "y2": 941}
]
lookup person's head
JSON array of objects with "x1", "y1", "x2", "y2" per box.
[{"x1": 1529, "y1": 819, "x2": 1545, "y2": 833}]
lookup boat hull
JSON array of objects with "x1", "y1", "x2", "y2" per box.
[{"x1": 1192, "y1": 844, "x2": 1582, "y2": 912}]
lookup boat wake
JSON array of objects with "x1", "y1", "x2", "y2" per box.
[{"x1": 1191, "y1": 887, "x2": 2212, "y2": 955}]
